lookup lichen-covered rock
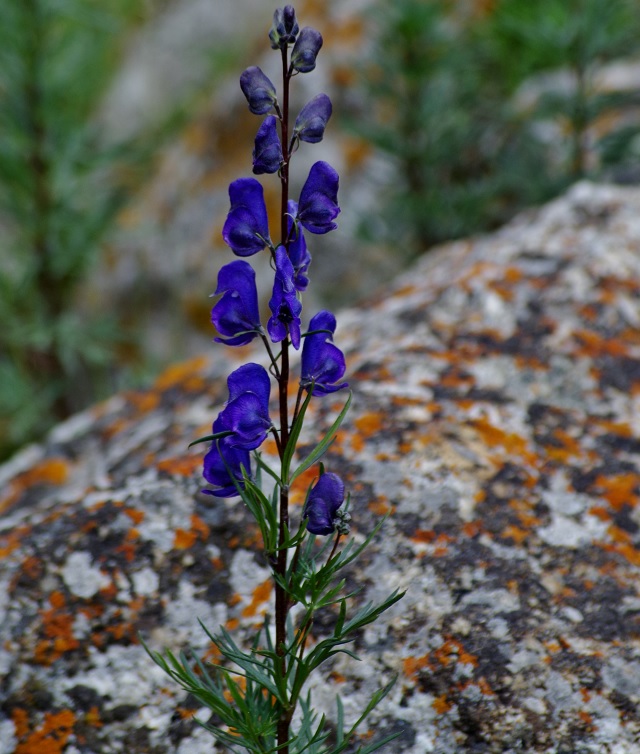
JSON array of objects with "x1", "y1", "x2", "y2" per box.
[{"x1": 2, "y1": 182, "x2": 640, "y2": 753}]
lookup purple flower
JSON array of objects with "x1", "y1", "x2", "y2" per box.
[
  {"x1": 287, "y1": 200, "x2": 311, "y2": 291},
  {"x1": 297, "y1": 161, "x2": 340, "y2": 235},
  {"x1": 300, "y1": 310, "x2": 347, "y2": 395},
  {"x1": 303, "y1": 472, "x2": 345, "y2": 535},
  {"x1": 222, "y1": 178, "x2": 271, "y2": 256},
  {"x1": 292, "y1": 94, "x2": 332, "y2": 144},
  {"x1": 203, "y1": 426, "x2": 251, "y2": 498},
  {"x1": 219, "y1": 363, "x2": 272, "y2": 450},
  {"x1": 268, "y1": 245, "x2": 302, "y2": 349},
  {"x1": 291, "y1": 27, "x2": 323, "y2": 73},
  {"x1": 240, "y1": 67, "x2": 278, "y2": 115},
  {"x1": 253, "y1": 116, "x2": 283, "y2": 175},
  {"x1": 211, "y1": 261, "x2": 262, "y2": 346},
  {"x1": 269, "y1": 5, "x2": 299, "y2": 49}
]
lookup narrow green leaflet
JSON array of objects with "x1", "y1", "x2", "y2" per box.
[{"x1": 290, "y1": 391, "x2": 352, "y2": 483}]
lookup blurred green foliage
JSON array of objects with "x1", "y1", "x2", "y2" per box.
[
  {"x1": 0, "y1": 0, "x2": 151, "y2": 460},
  {"x1": 353, "y1": 0, "x2": 640, "y2": 255}
]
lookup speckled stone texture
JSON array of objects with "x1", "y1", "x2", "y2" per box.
[{"x1": 2, "y1": 181, "x2": 640, "y2": 753}]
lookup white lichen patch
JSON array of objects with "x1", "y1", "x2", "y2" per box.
[{"x1": 61, "y1": 551, "x2": 111, "y2": 598}]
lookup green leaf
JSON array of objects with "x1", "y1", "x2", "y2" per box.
[
  {"x1": 290, "y1": 391, "x2": 352, "y2": 483},
  {"x1": 282, "y1": 387, "x2": 313, "y2": 481}
]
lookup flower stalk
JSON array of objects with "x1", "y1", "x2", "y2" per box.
[{"x1": 146, "y1": 7, "x2": 403, "y2": 753}]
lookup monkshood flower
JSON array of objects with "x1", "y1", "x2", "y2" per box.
[
  {"x1": 203, "y1": 426, "x2": 251, "y2": 498},
  {"x1": 300, "y1": 310, "x2": 347, "y2": 395},
  {"x1": 297, "y1": 161, "x2": 340, "y2": 234},
  {"x1": 268, "y1": 245, "x2": 302, "y2": 348},
  {"x1": 292, "y1": 94, "x2": 332, "y2": 144},
  {"x1": 222, "y1": 178, "x2": 271, "y2": 256},
  {"x1": 240, "y1": 66, "x2": 278, "y2": 115},
  {"x1": 303, "y1": 472, "x2": 345, "y2": 535},
  {"x1": 211, "y1": 260, "x2": 262, "y2": 346},
  {"x1": 219, "y1": 363, "x2": 272, "y2": 450},
  {"x1": 253, "y1": 116, "x2": 283, "y2": 175},
  {"x1": 287, "y1": 200, "x2": 311, "y2": 291},
  {"x1": 269, "y1": 5, "x2": 299, "y2": 49},
  {"x1": 291, "y1": 27, "x2": 323, "y2": 73}
]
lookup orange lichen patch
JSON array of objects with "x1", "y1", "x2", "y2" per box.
[
  {"x1": 608, "y1": 525, "x2": 632, "y2": 545},
  {"x1": 350, "y1": 432, "x2": 365, "y2": 453},
  {"x1": 20, "y1": 555, "x2": 43, "y2": 581},
  {"x1": 261, "y1": 436, "x2": 279, "y2": 457},
  {"x1": 85, "y1": 706, "x2": 103, "y2": 728},
  {"x1": 477, "y1": 677, "x2": 495, "y2": 696},
  {"x1": 124, "y1": 508, "x2": 145, "y2": 525},
  {"x1": 469, "y1": 418, "x2": 537, "y2": 466},
  {"x1": 101, "y1": 417, "x2": 129, "y2": 440},
  {"x1": 11, "y1": 708, "x2": 29, "y2": 739},
  {"x1": 391, "y1": 284, "x2": 419, "y2": 300},
  {"x1": 115, "y1": 540, "x2": 137, "y2": 563},
  {"x1": 463, "y1": 521, "x2": 482, "y2": 538},
  {"x1": 36, "y1": 593, "x2": 80, "y2": 666},
  {"x1": 432, "y1": 694, "x2": 453, "y2": 714},
  {"x1": 488, "y1": 281, "x2": 514, "y2": 301},
  {"x1": 574, "y1": 329, "x2": 629, "y2": 358},
  {"x1": 578, "y1": 711, "x2": 594, "y2": 728},
  {"x1": 403, "y1": 653, "x2": 432, "y2": 678},
  {"x1": 157, "y1": 453, "x2": 202, "y2": 477},
  {"x1": 191, "y1": 513, "x2": 210, "y2": 540},
  {"x1": 15, "y1": 709, "x2": 76, "y2": 754},
  {"x1": 412, "y1": 529, "x2": 437, "y2": 544},
  {"x1": 368, "y1": 498, "x2": 394, "y2": 516},
  {"x1": 544, "y1": 640, "x2": 562, "y2": 655},
  {"x1": 595, "y1": 473, "x2": 638, "y2": 510},
  {"x1": 502, "y1": 525, "x2": 529, "y2": 545},
  {"x1": 241, "y1": 579, "x2": 273, "y2": 618},
  {"x1": 290, "y1": 466, "x2": 319, "y2": 506},
  {"x1": 126, "y1": 391, "x2": 159, "y2": 413},
  {"x1": 589, "y1": 505, "x2": 610, "y2": 521},
  {"x1": 434, "y1": 638, "x2": 478, "y2": 668},
  {"x1": 543, "y1": 428, "x2": 585, "y2": 463},
  {"x1": 503, "y1": 266, "x2": 523, "y2": 284},
  {"x1": 1, "y1": 458, "x2": 70, "y2": 514},
  {"x1": 594, "y1": 419, "x2": 633, "y2": 437},
  {"x1": 602, "y1": 542, "x2": 640, "y2": 567},
  {"x1": 153, "y1": 356, "x2": 208, "y2": 391},
  {"x1": 174, "y1": 529, "x2": 197, "y2": 550}
]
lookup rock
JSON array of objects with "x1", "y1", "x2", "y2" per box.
[{"x1": 2, "y1": 181, "x2": 640, "y2": 752}]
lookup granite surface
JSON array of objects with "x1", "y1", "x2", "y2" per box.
[{"x1": 1, "y1": 182, "x2": 640, "y2": 753}]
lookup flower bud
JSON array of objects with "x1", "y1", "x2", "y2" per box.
[
  {"x1": 291, "y1": 27, "x2": 323, "y2": 73},
  {"x1": 240, "y1": 66, "x2": 278, "y2": 115},
  {"x1": 303, "y1": 472, "x2": 346, "y2": 535},
  {"x1": 292, "y1": 94, "x2": 332, "y2": 144},
  {"x1": 269, "y1": 5, "x2": 299, "y2": 49},
  {"x1": 252, "y1": 116, "x2": 283, "y2": 175}
]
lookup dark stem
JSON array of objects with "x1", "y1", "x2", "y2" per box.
[{"x1": 275, "y1": 42, "x2": 293, "y2": 754}]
